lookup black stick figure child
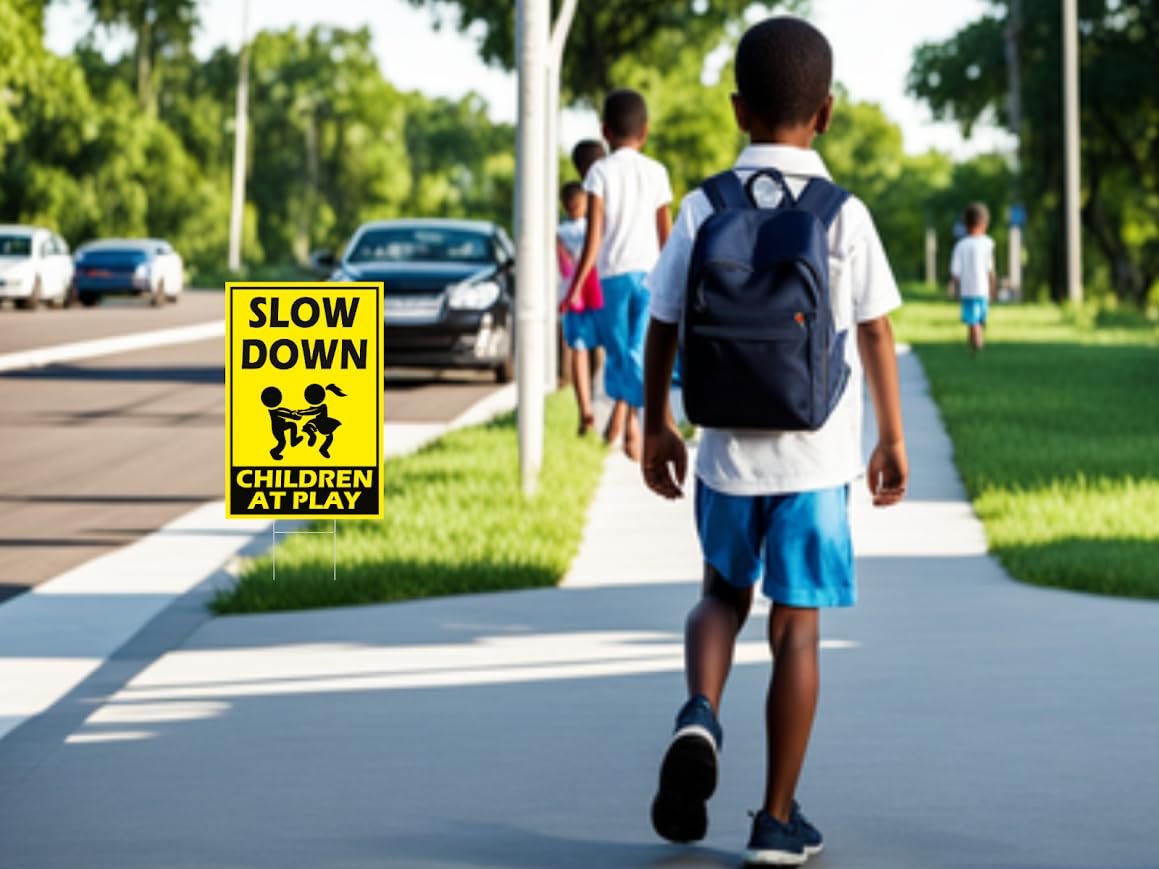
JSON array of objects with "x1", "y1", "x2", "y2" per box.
[
  {"x1": 261, "y1": 386, "x2": 302, "y2": 460},
  {"x1": 297, "y1": 383, "x2": 346, "y2": 459}
]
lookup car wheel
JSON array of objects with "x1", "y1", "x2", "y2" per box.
[
  {"x1": 50, "y1": 281, "x2": 73, "y2": 309},
  {"x1": 150, "y1": 280, "x2": 165, "y2": 307},
  {"x1": 15, "y1": 278, "x2": 43, "y2": 311},
  {"x1": 79, "y1": 291, "x2": 100, "y2": 307}
]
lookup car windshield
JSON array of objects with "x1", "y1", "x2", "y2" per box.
[
  {"x1": 0, "y1": 235, "x2": 33, "y2": 257},
  {"x1": 347, "y1": 227, "x2": 491, "y2": 264}
]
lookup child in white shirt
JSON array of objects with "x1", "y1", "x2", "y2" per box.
[
  {"x1": 950, "y1": 203, "x2": 997, "y2": 354},
  {"x1": 564, "y1": 89, "x2": 672, "y2": 460}
]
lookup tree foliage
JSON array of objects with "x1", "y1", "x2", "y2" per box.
[
  {"x1": 908, "y1": 0, "x2": 1159, "y2": 303},
  {"x1": 404, "y1": 0, "x2": 802, "y2": 104},
  {"x1": 0, "y1": 0, "x2": 516, "y2": 279}
]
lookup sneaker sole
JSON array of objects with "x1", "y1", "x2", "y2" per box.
[
  {"x1": 651, "y1": 726, "x2": 718, "y2": 843},
  {"x1": 740, "y1": 846, "x2": 807, "y2": 866}
]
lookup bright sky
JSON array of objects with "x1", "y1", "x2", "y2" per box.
[{"x1": 45, "y1": 0, "x2": 1015, "y2": 158}]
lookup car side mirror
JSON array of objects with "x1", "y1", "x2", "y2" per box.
[{"x1": 309, "y1": 249, "x2": 336, "y2": 274}]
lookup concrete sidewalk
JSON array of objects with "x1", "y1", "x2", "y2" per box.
[{"x1": 2, "y1": 354, "x2": 1158, "y2": 868}]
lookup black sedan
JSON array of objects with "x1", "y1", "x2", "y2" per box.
[{"x1": 325, "y1": 219, "x2": 516, "y2": 382}]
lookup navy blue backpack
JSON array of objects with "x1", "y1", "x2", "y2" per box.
[{"x1": 680, "y1": 168, "x2": 851, "y2": 430}]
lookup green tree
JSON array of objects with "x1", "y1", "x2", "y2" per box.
[
  {"x1": 87, "y1": 0, "x2": 199, "y2": 114},
  {"x1": 908, "y1": 0, "x2": 1159, "y2": 303},
  {"x1": 405, "y1": 0, "x2": 801, "y2": 103}
]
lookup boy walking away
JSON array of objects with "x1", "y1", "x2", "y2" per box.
[
  {"x1": 557, "y1": 181, "x2": 602, "y2": 434},
  {"x1": 565, "y1": 91, "x2": 673, "y2": 461},
  {"x1": 950, "y1": 202, "x2": 997, "y2": 355},
  {"x1": 641, "y1": 17, "x2": 908, "y2": 865}
]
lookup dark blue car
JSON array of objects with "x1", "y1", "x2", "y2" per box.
[{"x1": 73, "y1": 239, "x2": 185, "y2": 307}]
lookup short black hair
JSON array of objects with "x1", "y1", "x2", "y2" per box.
[
  {"x1": 735, "y1": 17, "x2": 833, "y2": 130},
  {"x1": 964, "y1": 202, "x2": 990, "y2": 229},
  {"x1": 602, "y1": 89, "x2": 648, "y2": 140},
  {"x1": 560, "y1": 181, "x2": 584, "y2": 207},
  {"x1": 571, "y1": 139, "x2": 606, "y2": 177}
]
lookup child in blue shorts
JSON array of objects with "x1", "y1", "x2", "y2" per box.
[
  {"x1": 950, "y1": 202, "x2": 997, "y2": 355},
  {"x1": 557, "y1": 181, "x2": 601, "y2": 434},
  {"x1": 564, "y1": 90, "x2": 673, "y2": 460},
  {"x1": 641, "y1": 17, "x2": 909, "y2": 865}
]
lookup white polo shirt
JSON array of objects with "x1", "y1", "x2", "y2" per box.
[
  {"x1": 584, "y1": 147, "x2": 673, "y2": 278},
  {"x1": 646, "y1": 144, "x2": 901, "y2": 496},
  {"x1": 950, "y1": 234, "x2": 995, "y2": 299}
]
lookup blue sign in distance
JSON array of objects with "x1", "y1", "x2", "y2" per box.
[{"x1": 1010, "y1": 204, "x2": 1026, "y2": 228}]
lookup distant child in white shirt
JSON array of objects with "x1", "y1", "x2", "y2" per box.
[
  {"x1": 565, "y1": 89, "x2": 673, "y2": 460},
  {"x1": 950, "y1": 203, "x2": 997, "y2": 354},
  {"x1": 557, "y1": 181, "x2": 602, "y2": 435}
]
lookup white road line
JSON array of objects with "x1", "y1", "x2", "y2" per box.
[{"x1": 0, "y1": 320, "x2": 225, "y2": 372}]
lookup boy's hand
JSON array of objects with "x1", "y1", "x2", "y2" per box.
[
  {"x1": 867, "y1": 439, "x2": 908, "y2": 507},
  {"x1": 642, "y1": 425, "x2": 687, "y2": 499}
]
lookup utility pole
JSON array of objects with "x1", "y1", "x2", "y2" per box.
[
  {"x1": 1005, "y1": 0, "x2": 1023, "y2": 296},
  {"x1": 925, "y1": 226, "x2": 937, "y2": 288},
  {"x1": 227, "y1": 0, "x2": 251, "y2": 273},
  {"x1": 1062, "y1": 0, "x2": 1083, "y2": 303},
  {"x1": 515, "y1": 0, "x2": 549, "y2": 494},
  {"x1": 542, "y1": 0, "x2": 578, "y2": 391}
]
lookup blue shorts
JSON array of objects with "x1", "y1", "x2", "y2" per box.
[
  {"x1": 593, "y1": 272, "x2": 649, "y2": 407},
  {"x1": 695, "y1": 480, "x2": 855, "y2": 608},
  {"x1": 562, "y1": 310, "x2": 599, "y2": 351},
  {"x1": 961, "y1": 298, "x2": 989, "y2": 325}
]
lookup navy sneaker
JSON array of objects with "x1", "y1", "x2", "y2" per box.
[
  {"x1": 742, "y1": 810, "x2": 807, "y2": 866},
  {"x1": 791, "y1": 800, "x2": 823, "y2": 857},
  {"x1": 650, "y1": 694, "x2": 722, "y2": 843}
]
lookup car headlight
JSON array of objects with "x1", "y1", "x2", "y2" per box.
[
  {"x1": 447, "y1": 279, "x2": 500, "y2": 310},
  {"x1": 134, "y1": 263, "x2": 150, "y2": 277}
]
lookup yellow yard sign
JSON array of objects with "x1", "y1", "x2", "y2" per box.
[{"x1": 225, "y1": 282, "x2": 384, "y2": 519}]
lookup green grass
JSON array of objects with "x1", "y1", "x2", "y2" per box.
[
  {"x1": 892, "y1": 284, "x2": 1159, "y2": 599},
  {"x1": 211, "y1": 391, "x2": 608, "y2": 614}
]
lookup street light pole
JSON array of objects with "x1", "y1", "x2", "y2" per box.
[
  {"x1": 542, "y1": 0, "x2": 578, "y2": 391},
  {"x1": 1062, "y1": 0, "x2": 1083, "y2": 303},
  {"x1": 227, "y1": 0, "x2": 250, "y2": 274},
  {"x1": 515, "y1": 0, "x2": 549, "y2": 494}
]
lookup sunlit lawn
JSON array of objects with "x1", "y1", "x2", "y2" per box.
[
  {"x1": 212, "y1": 390, "x2": 607, "y2": 614},
  {"x1": 893, "y1": 284, "x2": 1159, "y2": 599}
]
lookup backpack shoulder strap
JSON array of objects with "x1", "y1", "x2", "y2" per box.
[
  {"x1": 794, "y1": 178, "x2": 850, "y2": 228},
  {"x1": 700, "y1": 171, "x2": 751, "y2": 213}
]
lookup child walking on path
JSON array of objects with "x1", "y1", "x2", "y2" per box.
[
  {"x1": 565, "y1": 90, "x2": 673, "y2": 461},
  {"x1": 950, "y1": 202, "x2": 997, "y2": 354},
  {"x1": 557, "y1": 181, "x2": 602, "y2": 434},
  {"x1": 640, "y1": 17, "x2": 908, "y2": 865}
]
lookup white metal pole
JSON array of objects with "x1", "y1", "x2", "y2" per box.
[
  {"x1": 924, "y1": 226, "x2": 937, "y2": 287},
  {"x1": 544, "y1": 70, "x2": 560, "y2": 390},
  {"x1": 1062, "y1": 0, "x2": 1083, "y2": 303},
  {"x1": 227, "y1": 0, "x2": 250, "y2": 274},
  {"x1": 1009, "y1": 225, "x2": 1023, "y2": 297},
  {"x1": 516, "y1": 0, "x2": 549, "y2": 494},
  {"x1": 543, "y1": 0, "x2": 578, "y2": 391}
]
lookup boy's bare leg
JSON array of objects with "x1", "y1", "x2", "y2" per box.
[
  {"x1": 623, "y1": 406, "x2": 643, "y2": 461},
  {"x1": 604, "y1": 399, "x2": 627, "y2": 444},
  {"x1": 686, "y1": 564, "x2": 753, "y2": 712},
  {"x1": 763, "y1": 604, "x2": 820, "y2": 822},
  {"x1": 571, "y1": 348, "x2": 595, "y2": 433},
  {"x1": 974, "y1": 324, "x2": 985, "y2": 350}
]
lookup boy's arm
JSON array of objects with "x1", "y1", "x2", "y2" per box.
[
  {"x1": 641, "y1": 318, "x2": 686, "y2": 499},
  {"x1": 989, "y1": 269, "x2": 998, "y2": 301},
  {"x1": 948, "y1": 276, "x2": 959, "y2": 299},
  {"x1": 563, "y1": 194, "x2": 602, "y2": 311},
  {"x1": 655, "y1": 204, "x2": 672, "y2": 249},
  {"x1": 857, "y1": 315, "x2": 908, "y2": 507}
]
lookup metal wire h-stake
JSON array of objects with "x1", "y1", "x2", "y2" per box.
[{"x1": 271, "y1": 519, "x2": 337, "y2": 581}]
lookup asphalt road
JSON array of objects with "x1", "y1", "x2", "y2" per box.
[{"x1": 0, "y1": 290, "x2": 501, "y2": 600}]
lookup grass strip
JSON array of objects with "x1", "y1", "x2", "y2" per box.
[
  {"x1": 211, "y1": 390, "x2": 607, "y2": 614},
  {"x1": 892, "y1": 285, "x2": 1159, "y2": 599}
]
